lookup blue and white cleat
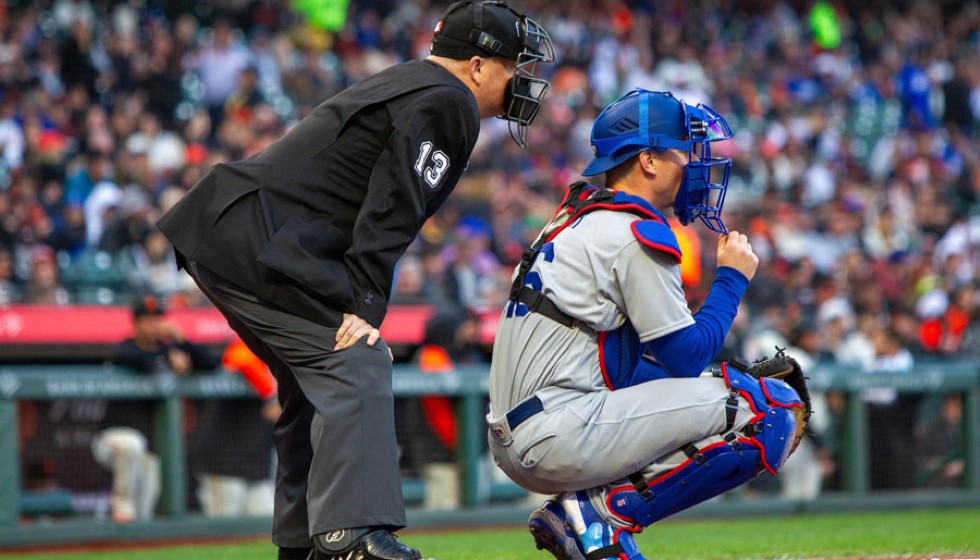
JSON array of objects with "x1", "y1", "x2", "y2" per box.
[
  {"x1": 561, "y1": 491, "x2": 646, "y2": 560},
  {"x1": 529, "y1": 499, "x2": 585, "y2": 560}
]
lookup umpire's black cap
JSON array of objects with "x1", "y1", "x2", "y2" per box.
[{"x1": 430, "y1": 1, "x2": 525, "y2": 61}]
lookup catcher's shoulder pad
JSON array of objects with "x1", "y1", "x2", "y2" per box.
[{"x1": 630, "y1": 219, "x2": 681, "y2": 263}]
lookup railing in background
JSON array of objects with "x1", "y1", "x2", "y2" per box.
[{"x1": 0, "y1": 360, "x2": 977, "y2": 547}]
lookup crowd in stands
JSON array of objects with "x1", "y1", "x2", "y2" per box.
[{"x1": 1, "y1": 0, "x2": 978, "y2": 494}]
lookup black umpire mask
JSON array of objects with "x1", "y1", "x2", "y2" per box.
[
  {"x1": 500, "y1": 14, "x2": 553, "y2": 147},
  {"x1": 431, "y1": 1, "x2": 554, "y2": 148}
]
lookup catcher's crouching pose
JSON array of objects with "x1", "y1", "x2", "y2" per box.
[{"x1": 487, "y1": 89, "x2": 811, "y2": 560}]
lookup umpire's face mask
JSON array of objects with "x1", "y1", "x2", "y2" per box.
[{"x1": 501, "y1": 16, "x2": 554, "y2": 148}]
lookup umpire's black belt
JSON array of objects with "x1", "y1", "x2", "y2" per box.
[{"x1": 506, "y1": 395, "x2": 544, "y2": 431}]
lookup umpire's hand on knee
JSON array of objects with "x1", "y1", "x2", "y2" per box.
[
  {"x1": 716, "y1": 230, "x2": 759, "y2": 280},
  {"x1": 335, "y1": 313, "x2": 381, "y2": 351}
]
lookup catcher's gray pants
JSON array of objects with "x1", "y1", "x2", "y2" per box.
[
  {"x1": 488, "y1": 377, "x2": 756, "y2": 495},
  {"x1": 187, "y1": 261, "x2": 404, "y2": 548}
]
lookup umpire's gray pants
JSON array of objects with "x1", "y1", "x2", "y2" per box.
[{"x1": 187, "y1": 262, "x2": 404, "y2": 548}]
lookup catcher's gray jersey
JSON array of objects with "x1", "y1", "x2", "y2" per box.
[
  {"x1": 487, "y1": 206, "x2": 756, "y2": 494},
  {"x1": 489, "y1": 209, "x2": 694, "y2": 414}
]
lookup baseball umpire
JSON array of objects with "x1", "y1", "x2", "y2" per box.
[
  {"x1": 156, "y1": 3, "x2": 553, "y2": 559},
  {"x1": 488, "y1": 89, "x2": 809, "y2": 560}
]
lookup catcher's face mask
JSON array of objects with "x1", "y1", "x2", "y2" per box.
[
  {"x1": 583, "y1": 89, "x2": 733, "y2": 233},
  {"x1": 673, "y1": 102, "x2": 732, "y2": 234},
  {"x1": 500, "y1": 15, "x2": 554, "y2": 148}
]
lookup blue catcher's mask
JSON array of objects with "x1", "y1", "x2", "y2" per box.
[{"x1": 582, "y1": 89, "x2": 733, "y2": 233}]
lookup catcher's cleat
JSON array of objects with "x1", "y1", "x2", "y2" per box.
[
  {"x1": 313, "y1": 529, "x2": 429, "y2": 560},
  {"x1": 561, "y1": 491, "x2": 646, "y2": 560},
  {"x1": 529, "y1": 499, "x2": 585, "y2": 560}
]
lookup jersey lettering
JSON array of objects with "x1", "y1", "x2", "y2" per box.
[
  {"x1": 506, "y1": 271, "x2": 543, "y2": 318},
  {"x1": 414, "y1": 141, "x2": 451, "y2": 188},
  {"x1": 540, "y1": 242, "x2": 556, "y2": 263}
]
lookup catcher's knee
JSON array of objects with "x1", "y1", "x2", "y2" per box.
[{"x1": 719, "y1": 362, "x2": 804, "y2": 474}]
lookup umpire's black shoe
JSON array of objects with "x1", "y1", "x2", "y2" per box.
[
  {"x1": 314, "y1": 529, "x2": 427, "y2": 560},
  {"x1": 359, "y1": 530, "x2": 422, "y2": 560}
]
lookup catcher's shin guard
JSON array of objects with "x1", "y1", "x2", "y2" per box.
[
  {"x1": 529, "y1": 499, "x2": 585, "y2": 560},
  {"x1": 720, "y1": 361, "x2": 803, "y2": 474},
  {"x1": 607, "y1": 441, "x2": 765, "y2": 527},
  {"x1": 562, "y1": 491, "x2": 646, "y2": 560}
]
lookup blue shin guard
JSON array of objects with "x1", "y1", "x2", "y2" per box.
[
  {"x1": 608, "y1": 441, "x2": 764, "y2": 527},
  {"x1": 607, "y1": 363, "x2": 802, "y2": 528}
]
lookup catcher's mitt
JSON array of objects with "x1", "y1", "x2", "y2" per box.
[{"x1": 745, "y1": 347, "x2": 812, "y2": 455}]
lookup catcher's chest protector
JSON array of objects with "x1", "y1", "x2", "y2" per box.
[
  {"x1": 509, "y1": 182, "x2": 676, "y2": 300},
  {"x1": 507, "y1": 182, "x2": 683, "y2": 390}
]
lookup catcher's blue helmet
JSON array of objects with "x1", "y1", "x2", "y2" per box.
[{"x1": 583, "y1": 89, "x2": 733, "y2": 233}]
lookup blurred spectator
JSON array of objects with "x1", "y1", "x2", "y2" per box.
[
  {"x1": 396, "y1": 308, "x2": 483, "y2": 510},
  {"x1": 65, "y1": 152, "x2": 111, "y2": 208},
  {"x1": 915, "y1": 393, "x2": 965, "y2": 488},
  {"x1": 444, "y1": 215, "x2": 504, "y2": 313},
  {"x1": 83, "y1": 173, "x2": 122, "y2": 247},
  {"x1": 186, "y1": 17, "x2": 253, "y2": 136},
  {"x1": 390, "y1": 254, "x2": 432, "y2": 306},
  {"x1": 97, "y1": 186, "x2": 152, "y2": 256},
  {"x1": 58, "y1": 19, "x2": 101, "y2": 98},
  {"x1": 865, "y1": 325, "x2": 918, "y2": 490},
  {"x1": 776, "y1": 323, "x2": 835, "y2": 500},
  {"x1": 0, "y1": 246, "x2": 22, "y2": 304},
  {"x1": 23, "y1": 245, "x2": 68, "y2": 304},
  {"x1": 190, "y1": 336, "x2": 278, "y2": 518},
  {"x1": 224, "y1": 66, "x2": 266, "y2": 123}
]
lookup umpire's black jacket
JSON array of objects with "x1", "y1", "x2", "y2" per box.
[{"x1": 158, "y1": 60, "x2": 480, "y2": 327}]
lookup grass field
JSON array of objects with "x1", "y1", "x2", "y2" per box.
[{"x1": 4, "y1": 508, "x2": 980, "y2": 560}]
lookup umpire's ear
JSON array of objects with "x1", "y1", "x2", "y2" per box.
[{"x1": 467, "y1": 55, "x2": 488, "y2": 85}]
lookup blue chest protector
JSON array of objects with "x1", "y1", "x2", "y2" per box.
[{"x1": 506, "y1": 181, "x2": 683, "y2": 391}]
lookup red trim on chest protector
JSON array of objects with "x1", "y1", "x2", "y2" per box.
[
  {"x1": 547, "y1": 202, "x2": 664, "y2": 243},
  {"x1": 630, "y1": 221, "x2": 682, "y2": 264},
  {"x1": 597, "y1": 331, "x2": 614, "y2": 390}
]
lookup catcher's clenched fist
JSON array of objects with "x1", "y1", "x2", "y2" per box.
[{"x1": 717, "y1": 230, "x2": 759, "y2": 280}]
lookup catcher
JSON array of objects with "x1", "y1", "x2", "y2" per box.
[{"x1": 487, "y1": 89, "x2": 811, "y2": 560}]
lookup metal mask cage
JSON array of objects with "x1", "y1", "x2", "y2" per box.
[
  {"x1": 501, "y1": 15, "x2": 554, "y2": 148},
  {"x1": 676, "y1": 102, "x2": 733, "y2": 233}
]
